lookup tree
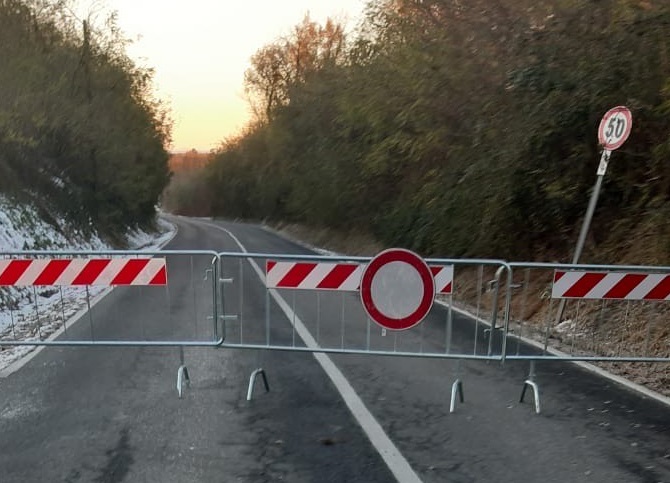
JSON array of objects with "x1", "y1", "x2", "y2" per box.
[
  {"x1": 244, "y1": 14, "x2": 346, "y2": 122},
  {"x1": 0, "y1": 0, "x2": 172, "y2": 238}
]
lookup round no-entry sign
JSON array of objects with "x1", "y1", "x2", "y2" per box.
[
  {"x1": 360, "y1": 248, "x2": 434, "y2": 331},
  {"x1": 598, "y1": 106, "x2": 632, "y2": 151}
]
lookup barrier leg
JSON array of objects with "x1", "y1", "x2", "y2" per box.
[
  {"x1": 247, "y1": 368, "x2": 270, "y2": 401},
  {"x1": 177, "y1": 365, "x2": 190, "y2": 399},
  {"x1": 450, "y1": 380, "x2": 464, "y2": 413},
  {"x1": 519, "y1": 361, "x2": 541, "y2": 414},
  {"x1": 449, "y1": 360, "x2": 465, "y2": 413},
  {"x1": 177, "y1": 346, "x2": 190, "y2": 399}
]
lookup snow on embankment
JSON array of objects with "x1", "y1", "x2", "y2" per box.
[{"x1": 0, "y1": 196, "x2": 175, "y2": 370}]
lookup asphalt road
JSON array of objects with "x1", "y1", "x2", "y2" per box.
[{"x1": 0, "y1": 216, "x2": 668, "y2": 483}]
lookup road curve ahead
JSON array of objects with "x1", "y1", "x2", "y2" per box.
[{"x1": 0, "y1": 215, "x2": 667, "y2": 483}]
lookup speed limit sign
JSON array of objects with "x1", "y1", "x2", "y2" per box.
[{"x1": 598, "y1": 106, "x2": 632, "y2": 151}]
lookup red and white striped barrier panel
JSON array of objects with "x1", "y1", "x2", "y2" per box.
[
  {"x1": 266, "y1": 261, "x2": 363, "y2": 291},
  {"x1": 552, "y1": 270, "x2": 670, "y2": 301},
  {"x1": 0, "y1": 258, "x2": 168, "y2": 286},
  {"x1": 430, "y1": 265, "x2": 453, "y2": 295},
  {"x1": 266, "y1": 261, "x2": 453, "y2": 294}
]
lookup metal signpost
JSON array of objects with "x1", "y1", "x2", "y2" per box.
[
  {"x1": 555, "y1": 106, "x2": 632, "y2": 326},
  {"x1": 573, "y1": 106, "x2": 633, "y2": 263}
]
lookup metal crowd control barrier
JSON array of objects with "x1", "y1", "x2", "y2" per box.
[
  {"x1": 504, "y1": 262, "x2": 670, "y2": 413},
  {"x1": 215, "y1": 251, "x2": 512, "y2": 409},
  {"x1": 0, "y1": 250, "x2": 222, "y2": 397},
  {"x1": 3, "y1": 247, "x2": 666, "y2": 413}
]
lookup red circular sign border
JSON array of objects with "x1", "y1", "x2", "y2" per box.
[
  {"x1": 598, "y1": 106, "x2": 632, "y2": 151},
  {"x1": 360, "y1": 248, "x2": 435, "y2": 331}
]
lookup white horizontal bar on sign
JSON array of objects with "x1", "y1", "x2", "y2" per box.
[
  {"x1": 0, "y1": 258, "x2": 168, "y2": 286},
  {"x1": 265, "y1": 260, "x2": 454, "y2": 294},
  {"x1": 552, "y1": 270, "x2": 670, "y2": 301}
]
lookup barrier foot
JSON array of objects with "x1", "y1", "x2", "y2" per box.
[
  {"x1": 520, "y1": 380, "x2": 540, "y2": 414},
  {"x1": 177, "y1": 365, "x2": 190, "y2": 399},
  {"x1": 450, "y1": 379, "x2": 464, "y2": 413},
  {"x1": 247, "y1": 368, "x2": 270, "y2": 401},
  {"x1": 519, "y1": 361, "x2": 540, "y2": 414}
]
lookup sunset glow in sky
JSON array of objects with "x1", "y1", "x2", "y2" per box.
[{"x1": 90, "y1": 1, "x2": 366, "y2": 152}]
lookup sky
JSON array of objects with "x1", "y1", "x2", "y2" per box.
[{"x1": 82, "y1": 1, "x2": 367, "y2": 152}]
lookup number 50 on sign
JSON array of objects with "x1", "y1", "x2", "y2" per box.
[{"x1": 598, "y1": 106, "x2": 632, "y2": 151}]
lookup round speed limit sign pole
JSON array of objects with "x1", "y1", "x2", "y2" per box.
[
  {"x1": 555, "y1": 106, "x2": 632, "y2": 326},
  {"x1": 572, "y1": 106, "x2": 632, "y2": 264}
]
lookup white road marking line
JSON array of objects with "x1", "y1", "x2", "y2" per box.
[{"x1": 205, "y1": 221, "x2": 423, "y2": 483}]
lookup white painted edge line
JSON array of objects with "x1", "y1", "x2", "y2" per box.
[
  {"x1": 206, "y1": 221, "x2": 422, "y2": 483},
  {"x1": 0, "y1": 219, "x2": 179, "y2": 379},
  {"x1": 436, "y1": 299, "x2": 670, "y2": 408},
  {"x1": 158, "y1": 217, "x2": 179, "y2": 247}
]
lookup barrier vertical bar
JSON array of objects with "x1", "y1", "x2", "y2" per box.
[
  {"x1": 32, "y1": 287, "x2": 42, "y2": 340},
  {"x1": 340, "y1": 292, "x2": 345, "y2": 350},
  {"x1": 239, "y1": 258, "x2": 244, "y2": 344},
  {"x1": 445, "y1": 303, "x2": 453, "y2": 355},
  {"x1": 419, "y1": 310, "x2": 425, "y2": 353},
  {"x1": 500, "y1": 264, "x2": 513, "y2": 362},
  {"x1": 86, "y1": 286, "x2": 94, "y2": 341},
  {"x1": 542, "y1": 297, "x2": 554, "y2": 354},
  {"x1": 211, "y1": 255, "x2": 219, "y2": 341},
  {"x1": 618, "y1": 301, "x2": 631, "y2": 357},
  {"x1": 265, "y1": 289, "x2": 270, "y2": 346},
  {"x1": 316, "y1": 292, "x2": 321, "y2": 344},
  {"x1": 190, "y1": 256, "x2": 198, "y2": 339},
  {"x1": 291, "y1": 292, "x2": 296, "y2": 347},
  {"x1": 516, "y1": 269, "x2": 531, "y2": 356},
  {"x1": 161, "y1": 282, "x2": 170, "y2": 342},
  {"x1": 218, "y1": 255, "x2": 228, "y2": 343},
  {"x1": 59, "y1": 287, "x2": 68, "y2": 336},
  {"x1": 487, "y1": 267, "x2": 504, "y2": 356},
  {"x1": 473, "y1": 265, "x2": 483, "y2": 355},
  {"x1": 9, "y1": 302, "x2": 16, "y2": 339}
]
